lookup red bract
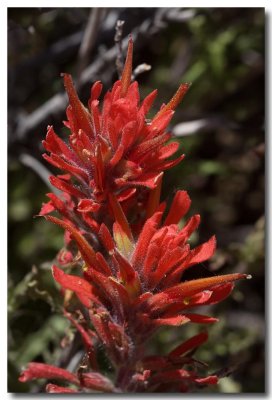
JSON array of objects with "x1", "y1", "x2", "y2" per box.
[{"x1": 20, "y1": 37, "x2": 250, "y2": 393}]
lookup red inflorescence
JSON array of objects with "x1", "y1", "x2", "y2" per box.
[{"x1": 19, "y1": 37, "x2": 250, "y2": 393}]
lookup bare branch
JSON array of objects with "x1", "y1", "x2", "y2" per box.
[
  {"x1": 19, "y1": 153, "x2": 60, "y2": 194},
  {"x1": 77, "y1": 8, "x2": 107, "y2": 80},
  {"x1": 11, "y1": 8, "x2": 196, "y2": 143},
  {"x1": 114, "y1": 19, "x2": 125, "y2": 79},
  {"x1": 132, "y1": 63, "x2": 151, "y2": 81}
]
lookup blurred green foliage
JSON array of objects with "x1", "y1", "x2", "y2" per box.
[{"x1": 8, "y1": 8, "x2": 264, "y2": 393}]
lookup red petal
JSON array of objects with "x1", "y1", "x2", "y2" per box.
[
  {"x1": 113, "y1": 250, "x2": 137, "y2": 284},
  {"x1": 132, "y1": 212, "x2": 163, "y2": 270},
  {"x1": 149, "y1": 247, "x2": 186, "y2": 288},
  {"x1": 146, "y1": 172, "x2": 163, "y2": 219},
  {"x1": 108, "y1": 277, "x2": 131, "y2": 309},
  {"x1": 116, "y1": 172, "x2": 162, "y2": 189},
  {"x1": 109, "y1": 144, "x2": 125, "y2": 167},
  {"x1": 46, "y1": 384, "x2": 79, "y2": 393},
  {"x1": 150, "y1": 110, "x2": 174, "y2": 133},
  {"x1": 130, "y1": 133, "x2": 171, "y2": 161},
  {"x1": 108, "y1": 193, "x2": 133, "y2": 241},
  {"x1": 156, "y1": 153, "x2": 185, "y2": 171},
  {"x1": 146, "y1": 273, "x2": 250, "y2": 311},
  {"x1": 140, "y1": 89, "x2": 158, "y2": 115},
  {"x1": 46, "y1": 216, "x2": 97, "y2": 267},
  {"x1": 166, "y1": 273, "x2": 250, "y2": 300},
  {"x1": 169, "y1": 332, "x2": 208, "y2": 358},
  {"x1": 64, "y1": 310, "x2": 95, "y2": 350},
  {"x1": 120, "y1": 37, "x2": 133, "y2": 97},
  {"x1": 186, "y1": 235, "x2": 216, "y2": 268},
  {"x1": 180, "y1": 214, "x2": 201, "y2": 239},
  {"x1": 99, "y1": 223, "x2": 115, "y2": 253},
  {"x1": 19, "y1": 362, "x2": 79, "y2": 385},
  {"x1": 184, "y1": 313, "x2": 219, "y2": 324},
  {"x1": 63, "y1": 73, "x2": 93, "y2": 137},
  {"x1": 39, "y1": 200, "x2": 55, "y2": 216},
  {"x1": 77, "y1": 199, "x2": 101, "y2": 213},
  {"x1": 80, "y1": 372, "x2": 115, "y2": 392},
  {"x1": 153, "y1": 82, "x2": 191, "y2": 121},
  {"x1": 43, "y1": 153, "x2": 88, "y2": 180},
  {"x1": 46, "y1": 193, "x2": 68, "y2": 215},
  {"x1": 52, "y1": 265, "x2": 100, "y2": 306},
  {"x1": 149, "y1": 369, "x2": 193, "y2": 385},
  {"x1": 158, "y1": 141, "x2": 180, "y2": 160},
  {"x1": 152, "y1": 315, "x2": 190, "y2": 327},
  {"x1": 117, "y1": 188, "x2": 136, "y2": 202},
  {"x1": 43, "y1": 125, "x2": 75, "y2": 160},
  {"x1": 95, "y1": 252, "x2": 112, "y2": 276},
  {"x1": 90, "y1": 81, "x2": 103, "y2": 102},
  {"x1": 195, "y1": 375, "x2": 218, "y2": 385},
  {"x1": 49, "y1": 175, "x2": 85, "y2": 198},
  {"x1": 90, "y1": 99, "x2": 101, "y2": 135},
  {"x1": 164, "y1": 191, "x2": 191, "y2": 226},
  {"x1": 205, "y1": 283, "x2": 234, "y2": 304}
]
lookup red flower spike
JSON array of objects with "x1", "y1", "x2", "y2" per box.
[
  {"x1": 21, "y1": 36, "x2": 251, "y2": 393},
  {"x1": 19, "y1": 362, "x2": 79, "y2": 385}
]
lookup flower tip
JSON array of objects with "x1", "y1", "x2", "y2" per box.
[{"x1": 120, "y1": 36, "x2": 134, "y2": 97}]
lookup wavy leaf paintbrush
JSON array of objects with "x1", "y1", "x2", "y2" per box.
[{"x1": 19, "y1": 37, "x2": 251, "y2": 393}]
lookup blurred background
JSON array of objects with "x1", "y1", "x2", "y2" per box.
[{"x1": 8, "y1": 8, "x2": 265, "y2": 393}]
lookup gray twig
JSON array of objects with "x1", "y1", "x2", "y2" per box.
[
  {"x1": 77, "y1": 8, "x2": 107, "y2": 81},
  {"x1": 12, "y1": 8, "x2": 195, "y2": 142},
  {"x1": 132, "y1": 63, "x2": 152, "y2": 81},
  {"x1": 19, "y1": 153, "x2": 61, "y2": 194},
  {"x1": 114, "y1": 19, "x2": 125, "y2": 79}
]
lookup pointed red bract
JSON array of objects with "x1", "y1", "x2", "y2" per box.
[
  {"x1": 19, "y1": 362, "x2": 79, "y2": 385},
  {"x1": 46, "y1": 384, "x2": 80, "y2": 393},
  {"x1": 52, "y1": 265, "x2": 100, "y2": 307}
]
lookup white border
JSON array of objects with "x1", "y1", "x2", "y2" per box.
[{"x1": 2, "y1": 2, "x2": 270, "y2": 400}]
